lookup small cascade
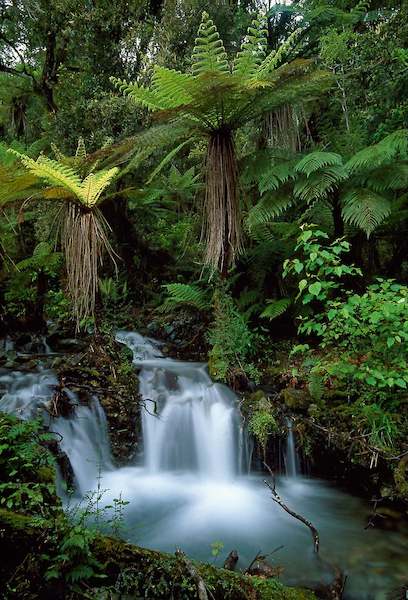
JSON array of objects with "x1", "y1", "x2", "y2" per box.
[
  {"x1": 284, "y1": 417, "x2": 299, "y2": 477},
  {"x1": 0, "y1": 368, "x2": 112, "y2": 493},
  {"x1": 116, "y1": 331, "x2": 248, "y2": 479}
]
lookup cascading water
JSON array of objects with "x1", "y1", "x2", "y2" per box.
[
  {"x1": 0, "y1": 367, "x2": 112, "y2": 494},
  {"x1": 116, "y1": 331, "x2": 247, "y2": 479},
  {"x1": 1, "y1": 332, "x2": 407, "y2": 598},
  {"x1": 284, "y1": 417, "x2": 299, "y2": 477}
]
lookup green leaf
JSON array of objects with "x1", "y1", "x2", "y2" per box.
[{"x1": 309, "y1": 282, "x2": 322, "y2": 296}]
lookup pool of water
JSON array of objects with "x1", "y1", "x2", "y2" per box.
[{"x1": 97, "y1": 468, "x2": 408, "y2": 600}]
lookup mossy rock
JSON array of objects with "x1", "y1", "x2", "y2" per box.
[
  {"x1": 282, "y1": 387, "x2": 311, "y2": 409},
  {"x1": 0, "y1": 509, "x2": 315, "y2": 600}
]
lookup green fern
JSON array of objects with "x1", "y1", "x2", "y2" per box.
[
  {"x1": 345, "y1": 130, "x2": 408, "y2": 173},
  {"x1": 294, "y1": 151, "x2": 343, "y2": 177},
  {"x1": 341, "y1": 188, "x2": 392, "y2": 235},
  {"x1": 308, "y1": 371, "x2": 325, "y2": 401},
  {"x1": 112, "y1": 12, "x2": 331, "y2": 271},
  {"x1": 260, "y1": 298, "x2": 291, "y2": 320},
  {"x1": 234, "y1": 16, "x2": 267, "y2": 77},
  {"x1": 192, "y1": 12, "x2": 229, "y2": 75},
  {"x1": 158, "y1": 283, "x2": 212, "y2": 313},
  {"x1": 294, "y1": 166, "x2": 346, "y2": 202}
]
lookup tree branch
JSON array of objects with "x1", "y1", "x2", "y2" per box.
[{"x1": 263, "y1": 462, "x2": 320, "y2": 553}]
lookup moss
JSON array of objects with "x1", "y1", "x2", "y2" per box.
[
  {"x1": 281, "y1": 387, "x2": 311, "y2": 410},
  {"x1": 92, "y1": 535, "x2": 315, "y2": 600},
  {"x1": 394, "y1": 455, "x2": 408, "y2": 499},
  {"x1": 0, "y1": 509, "x2": 315, "y2": 599},
  {"x1": 36, "y1": 466, "x2": 55, "y2": 483}
]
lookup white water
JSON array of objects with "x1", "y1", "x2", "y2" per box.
[
  {"x1": 285, "y1": 417, "x2": 299, "y2": 477},
  {"x1": 116, "y1": 330, "x2": 247, "y2": 478},
  {"x1": 0, "y1": 368, "x2": 112, "y2": 494},
  {"x1": 1, "y1": 333, "x2": 407, "y2": 598}
]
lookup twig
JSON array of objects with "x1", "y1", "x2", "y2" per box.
[{"x1": 263, "y1": 462, "x2": 320, "y2": 553}]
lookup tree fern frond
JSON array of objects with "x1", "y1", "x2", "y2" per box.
[
  {"x1": 261, "y1": 297, "x2": 291, "y2": 320},
  {"x1": 300, "y1": 198, "x2": 334, "y2": 234},
  {"x1": 75, "y1": 137, "x2": 87, "y2": 161},
  {"x1": 256, "y1": 29, "x2": 303, "y2": 78},
  {"x1": 341, "y1": 188, "x2": 392, "y2": 235},
  {"x1": 81, "y1": 168, "x2": 119, "y2": 206},
  {"x1": 152, "y1": 67, "x2": 194, "y2": 108},
  {"x1": 294, "y1": 151, "x2": 343, "y2": 177},
  {"x1": 258, "y1": 160, "x2": 296, "y2": 194},
  {"x1": 0, "y1": 167, "x2": 38, "y2": 206},
  {"x1": 51, "y1": 143, "x2": 68, "y2": 163},
  {"x1": 358, "y1": 163, "x2": 408, "y2": 192},
  {"x1": 9, "y1": 151, "x2": 83, "y2": 199},
  {"x1": 294, "y1": 167, "x2": 346, "y2": 202},
  {"x1": 234, "y1": 16, "x2": 268, "y2": 77},
  {"x1": 345, "y1": 130, "x2": 408, "y2": 174},
  {"x1": 111, "y1": 77, "x2": 165, "y2": 111},
  {"x1": 192, "y1": 12, "x2": 230, "y2": 76},
  {"x1": 158, "y1": 283, "x2": 212, "y2": 312},
  {"x1": 248, "y1": 191, "x2": 293, "y2": 229}
]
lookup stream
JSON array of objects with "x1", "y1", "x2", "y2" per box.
[{"x1": 1, "y1": 331, "x2": 407, "y2": 599}]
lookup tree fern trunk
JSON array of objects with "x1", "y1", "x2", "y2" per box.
[{"x1": 203, "y1": 127, "x2": 241, "y2": 274}]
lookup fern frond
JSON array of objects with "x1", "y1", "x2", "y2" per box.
[
  {"x1": 261, "y1": 298, "x2": 290, "y2": 319},
  {"x1": 341, "y1": 188, "x2": 392, "y2": 235},
  {"x1": 248, "y1": 191, "x2": 293, "y2": 229},
  {"x1": 111, "y1": 77, "x2": 165, "y2": 111},
  {"x1": 9, "y1": 151, "x2": 83, "y2": 199},
  {"x1": 345, "y1": 130, "x2": 408, "y2": 174},
  {"x1": 158, "y1": 283, "x2": 212, "y2": 312},
  {"x1": 234, "y1": 16, "x2": 267, "y2": 77},
  {"x1": 80, "y1": 168, "x2": 119, "y2": 206},
  {"x1": 256, "y1": 29, "x2": 303, "y2": 78},
  {"x1": 152, "y1": 67, "x2": 194, "y2": 108},
  {"x1": 357, "y1": 163, "x2": 408, "y2": 192},
  {"x1": 294, "y1": 151, "x2": 343, "y2": 177},
  {"x1": 308, "y1": 371, "x2": 325, "y2": 401},
  {"x1": 294, "y1": 166, "x2": 346, "y2": 202},
  {"x1": 258, "y1": 159, "x2": 296, "y2": 194},
  {"x1": 75, "y1": 137, "x2": 87, "y2": 161},
  {"x1": 192, "y1": 12, "x2": 230, "y2": 76}
]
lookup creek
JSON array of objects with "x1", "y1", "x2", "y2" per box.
[{"x1": 1, "y1": 331, "x2": 407, "y2": 599}]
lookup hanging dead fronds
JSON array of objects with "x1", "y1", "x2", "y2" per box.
[
  {"x1": 61, "y1": 203, "x2": 118, "y2": 329},
  {"x1": 263, "y1": 105, "x2": 303, "y2": 152},
  {"x1": 202, "y1": 128, "x2": 242, "y2": 274}
]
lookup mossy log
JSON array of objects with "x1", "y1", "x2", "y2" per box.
[{"x1": 0, "y1": 509, "x2": 315, "y2": 600}]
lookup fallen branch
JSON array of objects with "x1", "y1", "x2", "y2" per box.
[
  {"x1": 175, "y1": 548, "x2": 209, "y2": 600},
  {"x1": 263, "y1": 462, "x2": 320, "y2": 553}
]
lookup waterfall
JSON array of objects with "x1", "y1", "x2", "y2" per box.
[
  {"x1": 0, "y1": 368, "x2": 112, "y2": 493},
  {"x1": 116, "y1": 331, "x2": 247, "y2": 479},
  {"x1": 284, "y1": 417, "x2": 299, "y2": 477}
]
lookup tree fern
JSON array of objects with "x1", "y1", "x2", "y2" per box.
[
  {"x1": 112, "y1": 11, "x2": 331, "y2": 272},
  {"x1": 8, "y1": 143, "x2": 120, "y2": 327}
]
